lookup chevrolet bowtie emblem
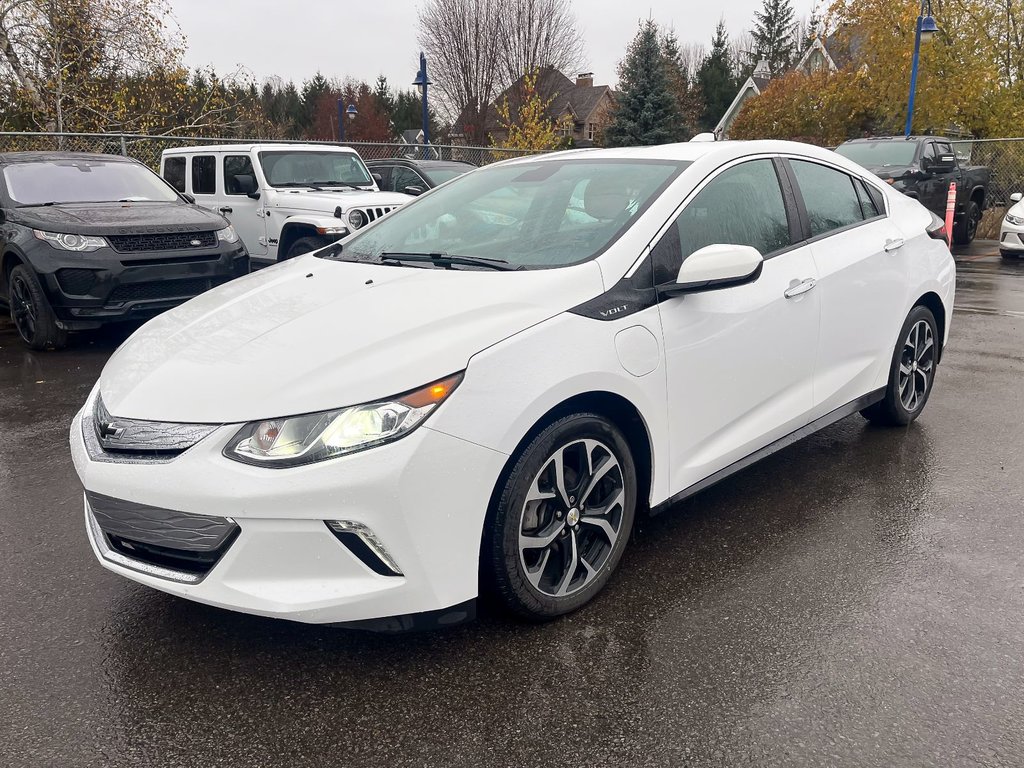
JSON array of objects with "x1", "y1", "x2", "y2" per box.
[{"x1": 98, "y1": 421, "x2": 126, "y2": 441}]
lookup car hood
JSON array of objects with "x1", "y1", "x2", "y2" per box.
[
  {"x1": 858, "y1": 164, "x2": 916, "y2": 181},
  {"x1": 269, "y1": 189, "x2": 411, "y2": 214},
  {"x1": 99, "y1": 256, "x2": 605, "y2": 423},
  {"x1": 10, "y1": 201, "x2": 226, "y2": 234}
]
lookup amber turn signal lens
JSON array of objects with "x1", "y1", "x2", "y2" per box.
[{"x1": 398, "y1": 374, "x2": 463, "y2": 408}]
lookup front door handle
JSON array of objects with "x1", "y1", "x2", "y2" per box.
[
  {"x1": 784, "y1": 278, "x2": 817, "y2": 299},
  {"x1": 218, "y1": 206, "x2": 233, "y2": 215},
  {"x1": 884, "y1": 237, "x2": 905, "y2": 252}
]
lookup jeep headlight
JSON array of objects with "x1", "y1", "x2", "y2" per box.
[
  {"x1": 347, "y1": 209, "x2": 367, "y2": 230},
  {"x1": 223, "y1": 374, "x2": 462, "y2": 467},
  {"x1": 33, "y1": 230, "x2": 107, "y2": 252}
]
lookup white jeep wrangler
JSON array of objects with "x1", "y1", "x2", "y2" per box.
[{"x1": 160, "y1": 143, "x2": 411, "y2": 265}]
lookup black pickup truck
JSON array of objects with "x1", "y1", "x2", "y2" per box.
[{"x1": 835, "y1": 136, "x2": 991, "y2": 245}]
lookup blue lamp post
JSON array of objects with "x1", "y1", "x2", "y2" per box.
[
  {"x1": 904, "y1": 0, "x2": 939, "y2": 137},
  {"x1": 337, "y1": 100, "x2": 358, "y2": 142},
  {"x1": 412, "y1": 52, "x2": 432, "y2": 156}
]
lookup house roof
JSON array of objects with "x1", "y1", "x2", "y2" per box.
[
  {"x1": 399, "y1": 129, "x2": 425, "y2": 144},
  {"x1": 714, "y1": 76, "x2": 764, "y2": 137},
  {"x1": 551, "y1": 85, "x2": 614, "y2": 124}
]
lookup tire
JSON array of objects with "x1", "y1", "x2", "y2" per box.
[
  {"x1": 953, "y1": 200, "x2": 981, "y2": 245},
  {"x1": 483, "y1": 412, "x2": 637, "y2": 620},
  {"x1": 861, "y1": 305, "x2": 938, "y2": 426},
  {"x1": 286, "y1": 236, "x2": 330, "y2": 259},
  {"x1": 8, "y1": 265, "x2": 67, "y2": 351}
]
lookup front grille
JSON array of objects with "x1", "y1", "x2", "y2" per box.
[
  {"x1": 356, "y1": 206, "x2": 397, "y2": 224},
  {"x1": 56, "y1": 268, "x2": 99, "y2": 295},
  {"x1": 107, "y1": 276, "x2": 228, "y2": 304},
  {"x1": 88, "y1": 491, "x2": 239, "y2": 579},
  {"x1": 107, "y1": 231, "x2": 217, "y2": 253}
]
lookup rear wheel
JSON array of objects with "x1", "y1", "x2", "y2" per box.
[
  {"x1": 861, "y1": 305, "x2": 937, "y2": 426},
  {"x1": 484, "y1": 413, "x2": 637, "y2": 620},
  {"x1": 9, "y1": 265, "x2": 67, "y2": 350},
  {"x1": 286, "y1": 236, "x2": 330, "y2": 259},
  {"x1": 953, "y1": 200, "x2": 981, "y2": 245}
]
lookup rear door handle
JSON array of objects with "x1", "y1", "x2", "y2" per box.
[
  {"x1": 884, "y1": 237, "x2": 905, "y2": 252},
  {"x1": 784, "y1": 278, "x2": 817, "y2": 299},
  {"x1": 218, "y1": 206, "x2": 233, "y2": 215}
]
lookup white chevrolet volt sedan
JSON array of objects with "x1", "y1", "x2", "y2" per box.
[{"x1": 70, "y1": 140, "x2": 955, "y2": 630}]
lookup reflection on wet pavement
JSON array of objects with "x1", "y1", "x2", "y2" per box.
[{"x1": 1, "y1": 246, "x2": 1022, "y2": 767}]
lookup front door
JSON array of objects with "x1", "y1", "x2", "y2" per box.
[
  {"x1": 222, "y1": 154, "x2": 267, "y2": 257},
  {"x1": 655, "y1": 158, "x2": 820, "y2": 493}
]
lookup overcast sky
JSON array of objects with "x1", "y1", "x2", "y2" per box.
[{"x1": 171, "y1": 0, "x2": 795, "y2": 93}]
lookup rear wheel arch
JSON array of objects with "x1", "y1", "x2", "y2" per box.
[
  {"x1": 914, "y1": 291, "x2": 946, "y2": 364},
  {"x1": 970, "y1": 186, "x2": 986, "y2": 208}
]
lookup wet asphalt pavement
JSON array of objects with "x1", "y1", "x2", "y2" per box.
[{"x1": 1, "y1": 243, "x2": 1023, "y2": 767}]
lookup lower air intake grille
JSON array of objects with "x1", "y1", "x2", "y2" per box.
[{"x1": 56, "y1": 268, "x2": 99, "y2": 295}]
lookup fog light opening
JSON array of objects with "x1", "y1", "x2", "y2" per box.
[{"x1": 326, "y1": 520, "x2": 403, "y2": 577}]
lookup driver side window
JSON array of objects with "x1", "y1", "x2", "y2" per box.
[{"x1": 652, "y1": 159, "x2": 792, "y2": 284}]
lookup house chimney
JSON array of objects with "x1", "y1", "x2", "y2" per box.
[
  {"x1": 576, "y1": 72, "x2": 594, "y2": 88},
  {"x1": 753, "y1": 59, "x2": 771, "y2": 78}
]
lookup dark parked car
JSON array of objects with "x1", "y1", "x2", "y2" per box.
[
  {"x1": 835, "y1": 136, "x2": 991, "y2": 244},
  {"x1": 0, "y1": 152, "x2": 248, "y2": 350},
  {"x1": 365, "y1": 158, "x2": 475, "y2": 196}
]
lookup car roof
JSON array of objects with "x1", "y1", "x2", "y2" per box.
[
  {"x1": 0, "y1": 151, "x2": 137, "y2": 165},
  {"x1": 161, "y1": 143, "x2": 362, "y2": 155},
  {"x1": 365, "y1": 158, "x2": 475, "y2": 168}
]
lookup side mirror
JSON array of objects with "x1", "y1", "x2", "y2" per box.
[
  {"x1": 403, "y1": 185, "x2": 425, "y2": 196},
  {"x1": 1011, "y1": 192, "x2": 1023, "y2": 203},
  {"x1": 930, "y1": 155, "x2": 957, "y2": 173},
  {"x1": 371, "y1": 173, "x2": 383, "y2": 184},
  {"x1": 232, "y1": 174, "x2": 258, "y2": 196},
  {"x1": 181, "y1": 192, "x2": 196, "y2": 205},
  {"x1": 659, "y1": 244, "x2": 764, "y2": 296}
]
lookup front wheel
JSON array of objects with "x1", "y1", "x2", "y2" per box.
[
  {"x1": 286, "y1": 236, "x2": 330, "y2": 259},
  {"x1": 861, "y1": 305, "x2": 938, "y2": 426},
  {"x1": 484, "y1": 413, "x2": 637, "y2": 620},
  {"x1": 8, "y1": 265, "x2": 67, "y2": 350}
]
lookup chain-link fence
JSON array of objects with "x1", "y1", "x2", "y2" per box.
[
  {"x1": 951, "y1": 138, "x2": 1024, "y2": 206},
  {"x1": 0, "y1": 132, "x2": 544, "y2": 170}
]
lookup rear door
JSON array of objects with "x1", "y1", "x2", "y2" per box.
[
  {"x1": 655, "y1": 157, "x2": 820, "y2": 492},
  {"x1": 784, "y1": 158, "x2": 908, "y2": 418}
]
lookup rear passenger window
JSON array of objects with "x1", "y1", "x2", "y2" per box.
[
  {"x1": 224, "y1": 155, "x2": 256, "y2": 195},
  {"x1": 790, "y1": 160, "x2": 865, "y2": 237},
  {"x1": 854, "y1": 179, "x2": 879, "y2": 218},
  {"x1": 163, "y1": 156, "x2": 185, "y2": 192},
  {"x1": 191, "y1": 155, "x2": 216, "y2": 195},
  {"x1": 652, "y1": 159, "x2": 792, "y2": 284}
]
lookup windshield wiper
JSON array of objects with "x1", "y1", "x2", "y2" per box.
[
  {"x1": 273, "y1": 182, "x2": 325, "y2": 190},
  {"x1": 309, "y1": 180, "x2": 368, "y2": 190},
  {"x1": 378, "y1": 251, "x2": 519, "y2": 271},
  {"x1": 18, "y1": 201, "x2": 70, "y2": 207}
]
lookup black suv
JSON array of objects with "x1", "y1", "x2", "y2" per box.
[
  {"x1": 0, "y1": 152, "x2": 249, "y2": 349},
  {"x1": 365, "y1": 158, "x2": 475, "y2": 196}
]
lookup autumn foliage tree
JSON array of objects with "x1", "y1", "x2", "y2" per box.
[{"x1": 491, "y1": 70, "x2": 568, "y2": 151}]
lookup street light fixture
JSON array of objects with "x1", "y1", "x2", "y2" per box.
[
  {"x1": 904, "y1": 0, "x2": 939, "y2": 137},
  {"x1": 337, "y1": 100, "x2": 358, "y2": 142},
  {"x1": 412, "y1": 52, "x2": 432, "y2": 155}
]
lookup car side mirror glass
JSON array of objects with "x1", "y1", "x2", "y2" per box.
[
  {"x1": 403, "y1": 185, "x2": 425, "y2": 196},
  {"x1": 659, "y1": 244, "x2": 764, "y2": 296},
  {"x1": 371, "y1": 173, "x2": 383, "y2": 184},
  {"x1": 181, "y1": 192, "x2": 196, "y2": 205},
  {"x1": 1011, "y1": 192, "x2": 1023, "y2": 203},
  {"x1": 232, "y1": 174, "x2": 258, "y2": 196}
]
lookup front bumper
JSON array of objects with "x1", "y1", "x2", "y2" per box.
[
  {"x1": 999, "y1": 221, "x2": 1024, "y2": 253},
  {"x1": 70, "y1": 403, "x2": 507, "y2": 625},
  {"x1": 30, "y1": 242, "x2": 249, "y2": 329}
]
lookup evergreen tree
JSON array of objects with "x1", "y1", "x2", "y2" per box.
[
  {"x1": 374, "y1": 75, "x2": 395, "y2": 121},
  {"x1": 695, "y1": 20, "x2": 736, "y2": 132},
  {"x1": 661, "y1": 29, "x2": 704, "y2": 141},
  {"x1": 751, "y1": 0, "x2": 797, "y2": 77},
  {"x1": 300, "y1": 72, "x2": 331, "y2": 134},
  {"x1": 605, "y1": 20, "x2": 680, "y2": 147}
]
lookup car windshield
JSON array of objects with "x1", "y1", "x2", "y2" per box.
[
  {"x1": 259, "y1": 151, "x2": 373, "y2": 187},
  {"x1": 3, "y1": 159, "x2": 179, "y2": 205},
  {"x1": 835, "y1": 141, "x2": 918, "y2": 167},
  {"x1": 423, "y1": 166, "x2": 472, "y2": 185},
  {"x1": 336, "y1": 159, "x2": 686, "y2": 269}
]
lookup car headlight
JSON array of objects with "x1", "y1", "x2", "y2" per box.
[
  {"x1": 33, "y1": 230, "x2": 107, "y2": 252},
  {"x1": 216, "y1": 225, "x2": 239, "y2": 243},
  {"x1": 347, "y1": 209, "x2": 367, "y2": 229},
  {"x1": 223, "y1": 373, "x2": 463, "y2": 467},
  {"x1": 1005, "y1": 212, "x2": 1024, "y2": 226}
]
